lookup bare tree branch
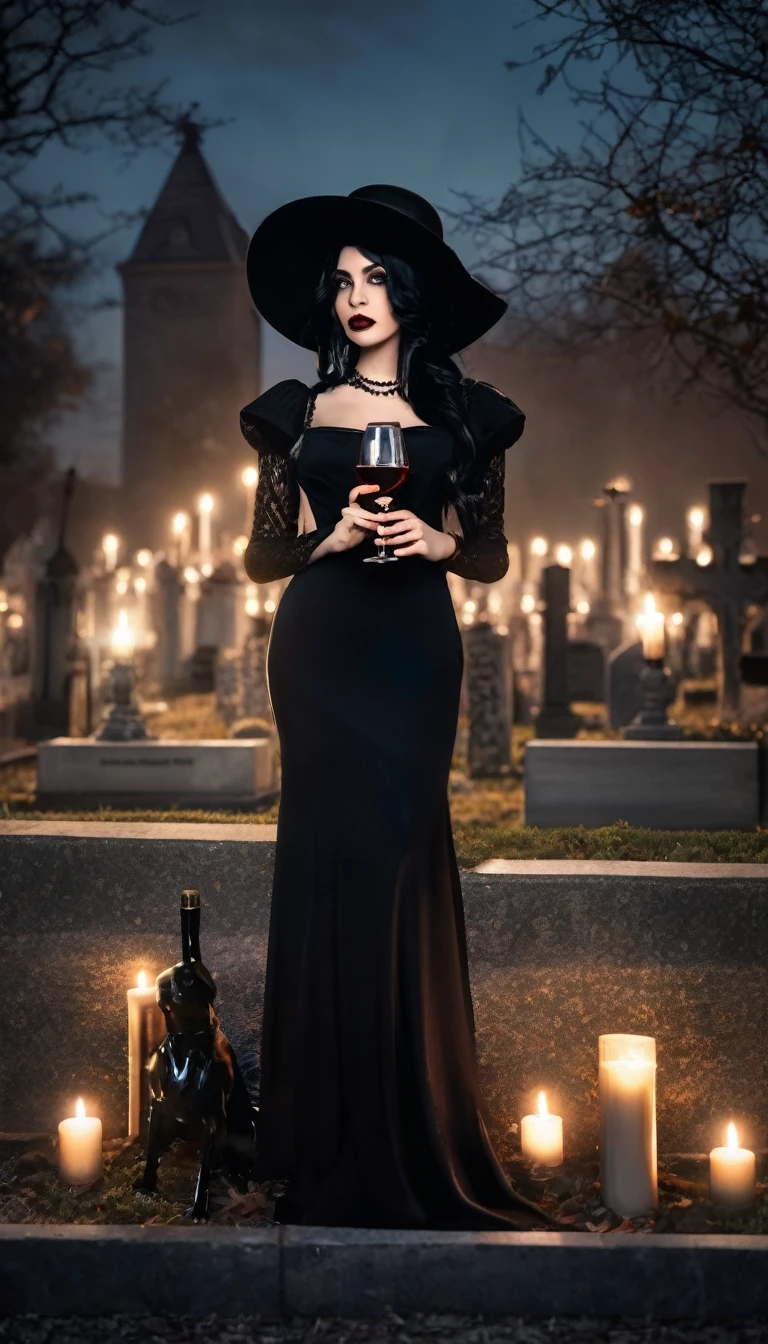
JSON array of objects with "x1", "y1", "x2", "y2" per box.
[{"x1": 459, "y1": 0, "x2": 768, "y2": 445}]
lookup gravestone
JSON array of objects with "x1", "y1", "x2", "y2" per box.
[
  {"x1": 739, "y1": 653, "x2": 768, "y2": 726},
  {"x1": 566, "y1": 639, "x2": 605, "y2": 703},
  {"x1": 153, "y1": 559, "x2": 182, "y2": 686},
  {"x1": 67, "y1": 640, "x2": 92, "y2": 738},
  {"x1": 464, "y1": 621, "x2": 512, "y2": 776},
  {"x1": 585, "y1": 481, "x2": 630, "y2": 652},
  {"x1": 606, "y1": 640, "x2": 646, "y2": 730},
  {"x1": 27, "y1": 470, "x2": 79, "y2": 740},
  {"x1": 535, "y1": 564, "x2": 578, "y2": 738},
  {"x1": 239, "y1": 617, "x2": 270, "y2": 721},
  {"x1": 653, "y1": 480, "x2": 768, "y2": 717},
  {"x1": 195, "y1": 562, "x2": 239, "y2": 653},
  {"x1": 215, "y1": 648, "x2": 241, "y2": 726}
]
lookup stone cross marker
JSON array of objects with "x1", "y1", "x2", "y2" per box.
[
  {"x1": 536, "y1": 564, "x2": 578, "y2": 738},
  {"x1": 652, "y1": 481, "x2": 768, "y2": 717}
]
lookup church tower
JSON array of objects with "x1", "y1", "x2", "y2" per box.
[{"x1": 118, "y1": 118, "x2": 261, "y2": 549}]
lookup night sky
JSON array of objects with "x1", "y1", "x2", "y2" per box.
[
  {"x1": 29, "y1": 0, "x2": 768, "y2": 547},
  {"x1": 33, "y1": 0, "x2": 572, "y2": 480}
]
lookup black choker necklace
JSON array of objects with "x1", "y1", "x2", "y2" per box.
[{"x1": 346, "y1": 370, "x2": 401, "y2": 397}]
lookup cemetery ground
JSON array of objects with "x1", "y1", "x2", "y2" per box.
[
  {"x1": 2, "y1": 689, "x2": 768, "y2": 864},
  {"x1": 3, "y1": 690, "x2": 768, "y2": 1329}
]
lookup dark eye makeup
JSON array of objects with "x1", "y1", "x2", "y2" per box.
[{"x1": 334, "y1": 269, "x2": 387, "y2": 288}]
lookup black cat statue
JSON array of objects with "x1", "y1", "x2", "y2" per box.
[{"x1": 133, "y1": 889, "x2": 259, "y2": 1221}]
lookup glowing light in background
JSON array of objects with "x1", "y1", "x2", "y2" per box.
[{"x1": 111, "y1": 609, "x2": 134, "y2": 660}]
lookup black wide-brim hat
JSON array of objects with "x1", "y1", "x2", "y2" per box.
[{"x1": 246, "y1": 183, "x2": 507, "y2": 356}]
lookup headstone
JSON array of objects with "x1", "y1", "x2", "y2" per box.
[
  {"x1": 238, "y1": 618, "x2": 270, "y2": 721},
  {"x1": 584, "y1": 480, "x2": 631, "y2": 652},
  {"x1": 606, "y1": 640, "x2": 645, "y2": 729},
  {"x1": 215, "y1": 648, "x2": 241, "y2": 726},
  {"x1": 600, "y1": 480, "x2": 629, "y2": 609},
  {"x1": 153, "y1": 559, "x2": 182, "y2": 686},
  {"x1": 652, "y1": 480, "x2": 768, "y2": 717},
  {"x1": 566, "y1": 639, "x2": 605, "y2": 703},
  {"x1": 525, "y1": 739, "x2": 758, "y2": 828},
  {"x1": 67, "y1": 642, "x2": 92, "y2": 738},
  {"x1": 37, "y1": 737, "x2": 276, "y2": 809},
  {"x1": 27, "y1": 470, "x2": 79, "y2": 740},
  {"x1": 464, "y1": 621, "x2": 512, "y2": 776},
  {"x1": 739, "y1": 653, "x2": 768, "y2": 726},
  {"x1": 195, "y1": 562, "x2": 238, "y2": 652},
  {"x1": 535, "y1": 564, "x2": 578, "y2": 738}
]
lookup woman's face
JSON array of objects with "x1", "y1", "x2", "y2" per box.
[{"x1": 333, "y1": 246, "x2": 400, "y2": 349}]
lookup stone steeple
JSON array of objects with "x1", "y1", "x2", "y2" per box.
[
  {"x1": 118, "y1": 117, "x2": 261, "y2": 550},
  {"x1": 125, "y1": 115, "x2": 249, "y2": 267}
]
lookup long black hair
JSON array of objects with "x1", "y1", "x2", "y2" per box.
[{"x1": 291, "y1": 244, "x2": 486, "y2": 539}]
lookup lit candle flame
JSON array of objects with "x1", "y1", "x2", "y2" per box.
[
  {"x1": 75, "y1": 1098, "x2": 86, "y2": 1119},
  {"x1": 644, "y1": 592, "x2": 656, "y2": 616},
  {"x1": 111, "y1": 608, "x2": 134, "y2": 660},
  {"x1": 137, "y1": 970, "x2": 147, "y2": 989},
  {"x1": 530, "y1": 536, "x2": 547, "y2": 557},
  {"x1": 727, "y1": 1121, "x2": 739, "y2": 1149},
  {"x1": 580, "y1": 538, "x2": 596, "y2": 560},
  {"x1": 199, "y1": 492, "x2": 214, "y2": 514},
  {"x1": 172, "y1": 511, "x2": 189, "y2": 536},
  {"x1": 537, "y1": 1091, "x2": 549, "y2": 1118}
]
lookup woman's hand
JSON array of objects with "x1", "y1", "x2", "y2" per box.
[
  {"x1": 375, "y1": 508, "x2": 457, "y2": 562},
  {"x1": 310, "y1": 483, "x2": 382, "y2": 562}
]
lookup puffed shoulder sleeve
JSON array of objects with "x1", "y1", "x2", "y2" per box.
[
  {"x1": 240, "y1": 379, "x2": 311, "y2": 456},
  {"x1": 241, "y1": 380, "x2": 336, "y2": 583},
  {"x1": 441, "y1": 379, "x2": 524, "y2": 584},
  {"x1": 465, "y1": 379, "x2": 525, "y2": 467}
]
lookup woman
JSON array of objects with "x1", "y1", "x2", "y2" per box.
[{"x1": 241, "y1": 183, "x2": 545, "y2": 1230}]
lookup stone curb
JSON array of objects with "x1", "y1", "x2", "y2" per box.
[{"x1": 1, "y1": 1226, "x2": 768, "y2": 1319}]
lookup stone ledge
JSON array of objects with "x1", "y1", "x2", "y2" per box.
[
  {"x1": 1, "y1": 826, "x2": 767, "y2": 1150},
  {"x1": 0, "y1": 819, "x2": 278, "y2": 841},
  {"x1": 1, "y1": 1226, "x2": 767, "y2": 1319}
]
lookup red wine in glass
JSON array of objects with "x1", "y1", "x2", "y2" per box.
[
  {"x1": 356, "y1": 423, "x2": 410, "y2": 563},
  {"x1": 354, "y1": 464, "x2": 409, "y2": 494}
]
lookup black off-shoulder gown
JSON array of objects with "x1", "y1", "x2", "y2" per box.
[{"x1": 241, "y1": 378, "x2": 546, "y2": 1230}]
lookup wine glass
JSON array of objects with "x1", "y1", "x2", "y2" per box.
[{"x1": 355, "y1": 423, "x2": 410, "y2": 564}]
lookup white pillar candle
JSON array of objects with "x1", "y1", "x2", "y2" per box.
[
  {"x1": 521, "y1": 1091, "x2": 563, "y2": 1166},
  {"x1": 710, "y1": 1123, "x2": 756, "y2": 1208},
  {"x1": 636, "y1": 593, "x2": 665, "y2": 661},
  {"x1": 687, "y1": 506, "x2": 706, "y2": 557},
  {"x1": 599, "y1": 1033, "x2": 658, "y2": 1217},
  {"x1": 576, "y1": 538, "x2": 599, "y2": 599},
  {"x1": 127, "y1": 970, "x2": 166, "y2": 1138},
  {"x1": 171, "y1": 512, "x2": 191, "y2": 567},
  {"x1": 198, "y1": 493, "x2": 214, "y2": 564},
  {"x1": 102, "y1": 534, "x2": 119, "y2": 573},
  {"x1": 527, "y1": 537, "x2": 548, "y2": 592},
  {"x1": 626, "y1": 506, "x2": 644, "y2": 598},
  {"x1": 58, "y1": 1098, "x2": 102, "y2": 1185}
]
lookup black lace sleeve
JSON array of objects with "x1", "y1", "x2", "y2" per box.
[
  {"x1": 443, "y1": 451, "x2": 509, "y2": 584},
  {"x1": 241, "y1": 382, "x2": 334, "y2": 584},
  {"x1": 243, "y1": 451, "x2": 335, "y2": 584}
]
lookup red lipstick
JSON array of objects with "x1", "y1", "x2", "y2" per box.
[{"x1": 349, "y1": 315, "x2": 375, "y2": 330}]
